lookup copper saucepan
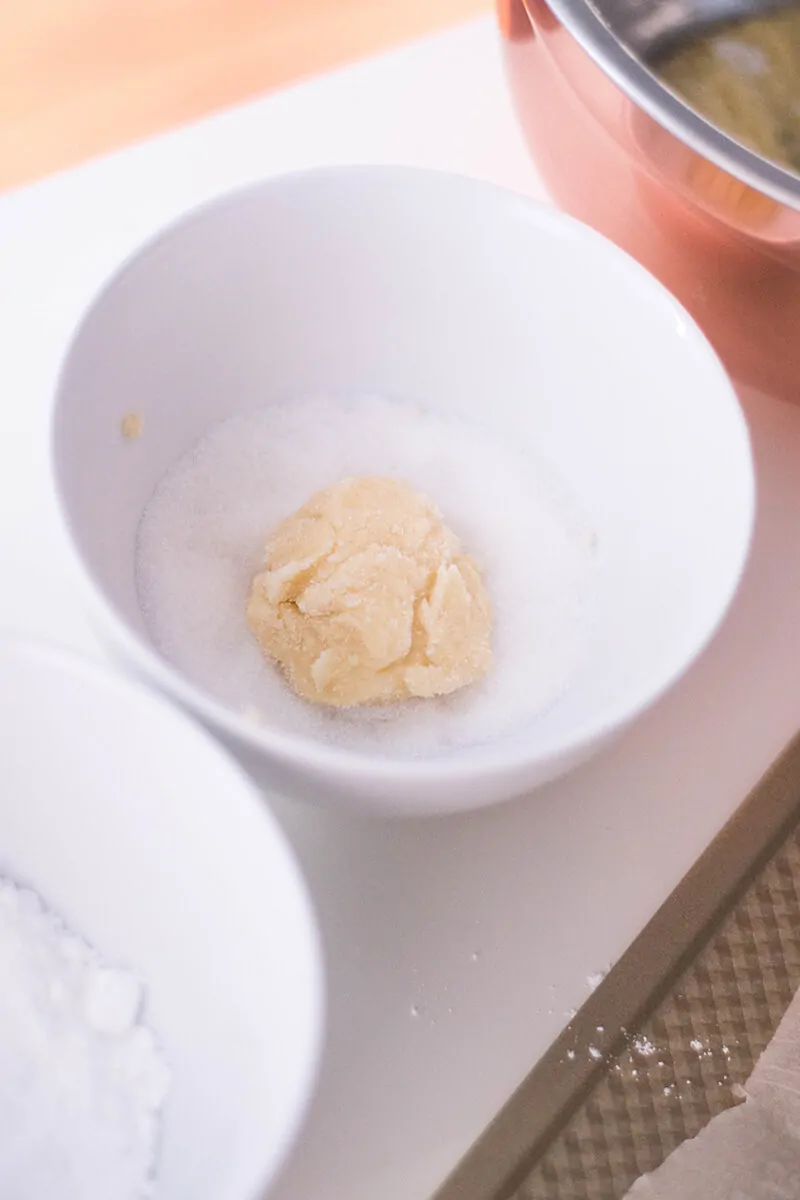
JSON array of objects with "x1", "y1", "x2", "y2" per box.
[{"x1": 498, "y1": 0, "x2": 800, "y2": 402}]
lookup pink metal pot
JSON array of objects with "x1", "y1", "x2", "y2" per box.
[{"x1": 498, "y1": 0, "x2": 800, "y2": 403}]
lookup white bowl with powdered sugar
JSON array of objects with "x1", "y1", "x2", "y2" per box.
[
  {"x1": 51, "y1": 167, "x2": 754, "y2": 815},
  {"x1": 0, "y1": 638, "x2": 322, "y2": 1200}
]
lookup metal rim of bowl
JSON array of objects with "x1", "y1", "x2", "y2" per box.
[{"x1": 534, "y1": 0, "x2": 800, "y2": 210}]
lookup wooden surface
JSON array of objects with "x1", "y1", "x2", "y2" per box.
[{"x1": 0, "y1": 0, "x2": 489, "y2": 191}]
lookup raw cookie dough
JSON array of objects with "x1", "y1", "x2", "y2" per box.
[{"x1": 246, "y1": 476, "x2": 492, "y2": 707}]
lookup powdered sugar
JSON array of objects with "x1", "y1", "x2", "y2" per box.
[
  {"x1": 136, "y1": 394, "x2": 596, "y2": 757},
  {"x1": 0, "y1": 875, "x2": 169, "y2": 1200}
]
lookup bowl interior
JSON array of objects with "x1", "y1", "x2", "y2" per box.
[
  {"x1": 0, "y1": 639, "x2": 321, "y2": 1200},
  {"x1": 589, "y1": 0, "x2": 790, "y2": 60},
  {"x1": 53, "y1": 167, "x2": 753, "y2": 766}
]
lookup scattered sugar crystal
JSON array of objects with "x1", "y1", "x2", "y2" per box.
[{"x1": 632, "y1": 1035, "x2": 657, "y2": 1057}]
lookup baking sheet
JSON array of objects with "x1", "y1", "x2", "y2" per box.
[{"x1": 436, "y1": 727, "x2": 800, "y2": 1199}]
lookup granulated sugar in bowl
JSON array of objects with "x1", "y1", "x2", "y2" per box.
[
  {"x1": 136, "y1": 393, "x2": 597, "y2": 758},
  {"x1": 52, "y1": 166, "x2": 754, "y2": 816},
  {"x1": 0, "y1": 638, "x2": 322, "y2": 1200}
]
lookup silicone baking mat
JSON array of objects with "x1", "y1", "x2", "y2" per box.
[{"x1": 436, "y1": 729, "x2": 800, "y2": 1200}]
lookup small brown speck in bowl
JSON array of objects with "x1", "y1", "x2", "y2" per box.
[{"x1": 121, "y1": 413, "x2": 143, "y2": 440}]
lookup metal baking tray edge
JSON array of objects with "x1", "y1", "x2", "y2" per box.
[{"x1": 435, "y1": 728, "x2": 800, "y2": 1200}]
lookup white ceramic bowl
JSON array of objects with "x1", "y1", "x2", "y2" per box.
[
  {"x1": 52, "y1": 167, "x2": 754, "y2": 816},
  {"x1": 0, "y1": 637, "x2": 322, "y2": 1200}
]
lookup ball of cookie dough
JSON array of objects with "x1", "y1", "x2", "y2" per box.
[{"x1": 246, "y1": 476, "x2": 492, "y2": 707}]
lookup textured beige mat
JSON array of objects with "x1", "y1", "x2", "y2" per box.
[
  {"x1": 436, "y1": 731, "x2": 800, "y2": 1200},
  {"x1": 519, "y1": 828, "x2": 800, "y2": 1198}
]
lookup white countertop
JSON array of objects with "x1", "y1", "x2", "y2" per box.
[{"x1": 1, "y1": 16, "x2": 799, "y2": 1200}]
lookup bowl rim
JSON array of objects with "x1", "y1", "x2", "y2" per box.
[
  {"x1": 0, "y1": 633, "x2": 325, "y2": 1200},
  {"x1": 50, "y1": 164, "x2": 757, "y2": 796}
]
